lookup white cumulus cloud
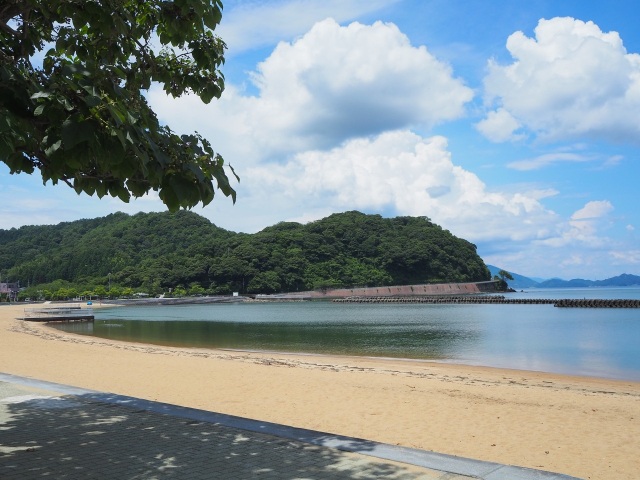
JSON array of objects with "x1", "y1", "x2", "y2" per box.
[
  {"x1": 475, "y1": 108, "x2": 523, "y2": 142},
  {"x1": 478, "y1": 17, "x2": 640, "y2": 144},
  {"x1": 541, "y1": 200, "x2": 614, "y2": 247},
  {"x1": 569, "y1": 200, "x2": 614, "y2": 234},
  {"x1": 247, "y1": 130, "x2": 559, "y2": 242},
  {"x1": 150, "y1": 18, "x2": 473, "y2": 163}
]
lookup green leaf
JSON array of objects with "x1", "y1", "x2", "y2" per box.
[
  {"x1": 212, "y1": 166, "x2": 236, "y2": 203},
  {"x1": 30, "y1": 92, "x2": 52, "y2": 100},
  {"x1": 62, "y1": 119, "x2": 96, "y2": 150},
  {"x1": 44, "y1": 140, "x2": 62, "y2": 157},
  {"x1": 113, "y1": 129, "x2": 127, "y2": 148},
  {"x1": 200, "y1": 84, "x2": 219, "y2": 104},
  {"x1": 107, "y1": 104, "x2": 126, "y2": 124},
  {"x1": 110, "y1": 184, "x2": 131, "y2": 203},
  {"x1": 84, "y1": 95, "x2": 101, "y2": 107},
  {"x1": 0, "y1": 137, "x2": 14, "y2": 159},
  {"x1": 95, "y1": 181, "x2": 107, "y2": 198},
  {"x1": 228, "y1": 163, "x2": 240, "y2": 182},
  {"x1": 126, "y1": 179, "x2": 150, "y2": 197}
]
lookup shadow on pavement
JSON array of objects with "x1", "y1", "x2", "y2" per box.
[{"x1": 0, "y1": 394, "x2": 435, "y2": 479}]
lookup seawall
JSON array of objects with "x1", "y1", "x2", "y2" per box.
[{"x1": 265, "y1": 281, "x2": 501, "y2": 300}]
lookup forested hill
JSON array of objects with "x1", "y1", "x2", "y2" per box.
[{"x1": 0, "y1": 210, "x2": 490, "y2": 298}]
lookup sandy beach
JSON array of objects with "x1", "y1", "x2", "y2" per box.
[{"x1": 1, "y1": 304, "x2": 638, "y2": 479}]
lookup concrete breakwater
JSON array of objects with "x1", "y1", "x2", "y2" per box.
[
  {"x1": 333, "y1": 296, "x2": 640, "y2": 308},
  {"x1": 554, "y1": 299, "x2": 640, "y2": 308},
  {"x1": 299, "y1": 281, "x2": 501, "y2": 299}
]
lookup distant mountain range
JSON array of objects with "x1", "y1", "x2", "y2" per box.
[{"x1": 487, "y1": 266, "x2": 640, "y2": 289}]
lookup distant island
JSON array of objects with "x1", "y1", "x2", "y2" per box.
[
  {"x1": 487, "y1": 266, "x2": 640, "y2": 289},
  {"x1": 0, "y1": 210, "x2": 490, "y2": 300}
]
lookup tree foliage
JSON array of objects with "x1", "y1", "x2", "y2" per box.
[
  {"x1": 493, "y1": 269, "x2": 514, "y2": 291},
  {"x1": 0, "y1": 0, "x2": 237, "y2": 210},
  {"x1": 0, "y1": 210, "x2": 491, "y2": 298}
]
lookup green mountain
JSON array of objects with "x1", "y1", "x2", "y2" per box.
[
  {"x1": 486, "y1": 266, "x2": 640, "y2": 289},
  {"x1": 537, "y1": 274, "x2": 640, "y2": 288},
  {"x1": 0, "y1": 210, "x2": 490, "y2": 298}
]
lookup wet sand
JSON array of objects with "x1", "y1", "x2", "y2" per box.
[{"x1": 1, "y1": 304, "x2": 639, "y2": 479}]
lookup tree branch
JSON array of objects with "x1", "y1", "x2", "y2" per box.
[
  {"x1": 0, "y1": 19, "x2": 19, "y2": 37},
  {"x1": 0, "y1": 2, "x2": 23, "y2": 26}
]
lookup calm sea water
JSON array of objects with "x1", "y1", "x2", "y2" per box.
[{"x1": 55, "y1": 287, "x2": 640, "y2": 381}]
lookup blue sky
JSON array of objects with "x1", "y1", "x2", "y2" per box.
[{"x1": 2, "y1": 0, "x2": 640, "y2": 280}]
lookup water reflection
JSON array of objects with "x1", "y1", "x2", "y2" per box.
[
  {"x1": 52, "y1": 292, "x2": 640, "y2": 380},
  {"x1": 57, "y1": 303, "x2": 480, "y2": 359}
]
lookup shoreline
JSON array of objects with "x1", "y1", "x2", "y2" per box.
[
  {"x1": 20, "y1": 316, "x2": 640, "y2": 400},
  {"x1": 1, "y1": 304, "x2": 639, "y2": 479}
]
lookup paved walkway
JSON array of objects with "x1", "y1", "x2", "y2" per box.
[{"x1": 0, "y1": 373, "x2": 581, "y2": 479}]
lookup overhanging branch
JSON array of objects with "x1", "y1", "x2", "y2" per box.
[{"x1": 0, "y1": 3, "x2": 23, "y2": 26}]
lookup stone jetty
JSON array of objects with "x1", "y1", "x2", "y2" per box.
[
  {"x1": 554, "y1": 299, "x2": 640, "y2": 308},
  {"x1": 333, "y1": 296, "x2": 640, "y2": 308}
]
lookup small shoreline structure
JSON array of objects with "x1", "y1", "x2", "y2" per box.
[{"x1": 19, "y1": 304, "x2": 94, "y2": 322}]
